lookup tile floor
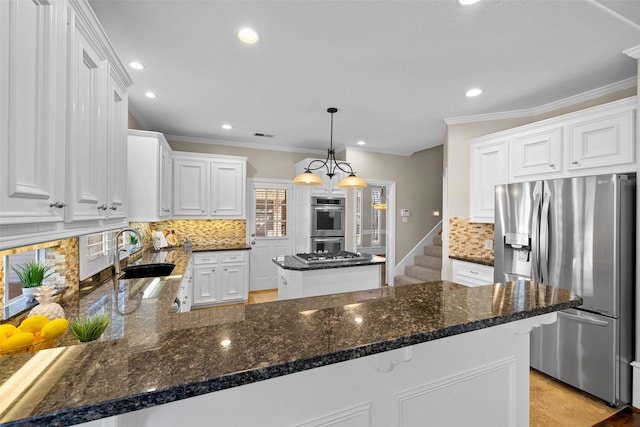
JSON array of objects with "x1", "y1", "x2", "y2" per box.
[{"x1": 246, "y1": 290, "x2": 631, "y2": 426}]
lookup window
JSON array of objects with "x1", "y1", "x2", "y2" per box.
[
  {"x1": 371, "y1": 188, "x2": 382, "y2": 246},
  {"x1": 3, "y1": 249, "x2": 46, "y2": 307},
  {"x1": 80, "y1": 229, "x2": 132, "y2": 280},
  {"x1": 255, "y1": 188, "x2": 287, "y2": 237}
]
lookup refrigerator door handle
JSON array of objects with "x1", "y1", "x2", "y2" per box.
[
  {"x1": 558, "y1": 311, "x2": 609, "y2": 327},
  {"x1": 539, "y1": 191, "x2": 551, "y2": 283},
  {"x1": 531, "y1": 186, "x2": 542, "y2": 283}
]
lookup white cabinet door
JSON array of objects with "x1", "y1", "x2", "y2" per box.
[
  {"x1": 160, "y1": 144, "x2": 173, "y2": 218},
  {"x1": 174, "y1": 158, "x2": 208, "y2": 217},
  {"x1": 106, "y1": 69, "x2": 128, "y2": 219},
  {"x1": 67, "y1": 7, "x2": 109, "y2": 222},
  {"x1": 567, "y1": 106, "x2": 635, "y2": 171},
  {"x1": 193, "y1": 264, "x2": 220, "y2": 306},
  {"x1": 0, "y1": 0, "x2": 66, "y2": 227},
  {"x1": 128, "y1": 130, "x2": 172, "y2": 221},
  {"x1": 220, "y1": 262, "x2": 247, "y2": 302},
  {"x1": 469, "y1": 139, "x2": 508, "y2": 223},
  {"x1": 211, "y1": 160, "x2": 245, "y2": 218},
  {"x1": 509, "y1": 126, "x2": 562, "y2": 182}
]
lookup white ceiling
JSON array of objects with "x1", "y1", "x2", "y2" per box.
[{"x1": 89, "y1": 0, "x2": 640, "y2": 156}]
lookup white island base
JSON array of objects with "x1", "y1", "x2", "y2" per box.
[
  {"x1": 277, "y1": 264, "x2": 382, "y2": 300},
  {"x1": 85, "y1": 313, "x2": 556, "y2": 427}
]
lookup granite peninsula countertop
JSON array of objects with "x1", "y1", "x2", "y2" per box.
[
  {"x1": 449, "y1": 255, "x2": 495, "y2": 267},
  {"x1": 0, "y1": 247, "x2": 581, "y2": 427},
  {"x1": 273, "y1": 253, "x2": 386, "y2": 271}
]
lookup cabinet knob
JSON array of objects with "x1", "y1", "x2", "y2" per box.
[
  {"x1": 98, "y1": 204, "x2": 108, "y2": 211},
  {"x1": 110, "y1": 205, "x2": 117, "y2": 211},
  {"x1": 549, "y1": 164, "x2": 554, "y2": 168},
  {"x1": 572, "y1": 161, "x2": 579, "y2": 165},
  {"x1": 49, "y1": 201, "x2": 66, "y2": 208}
]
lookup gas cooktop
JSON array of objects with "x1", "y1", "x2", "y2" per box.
[{"x1": 293, "y1": 251, "x2": 365, "y2": 264}]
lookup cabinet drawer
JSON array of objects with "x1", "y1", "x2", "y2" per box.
[
  {"x1": 220, "y1": 251, "x2": 246, "y2": 263},
  {"x1": 452, "y1": 260, "x2": 494, "y2": 287},
  {"x1": 193, "y1": 252, "x2": 218, "y2": 264}
]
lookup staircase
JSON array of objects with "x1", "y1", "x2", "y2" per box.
[{"x1": 394, "y1": 234, "x2": 442, "y2": 285}]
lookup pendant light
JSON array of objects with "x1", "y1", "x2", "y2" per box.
[
  {"x1": 372, "y1": 187, "x2": 387, "y2": 210},
  {"x1": 292, "y1": 108, "x2": 367, "y2": 188}
]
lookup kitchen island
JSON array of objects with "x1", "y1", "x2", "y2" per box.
[
  {"x1": 0, "y1": 246, "x2": 581, "y2": 427},
  {"x1": 273, "y1": 252, "x2": 386, "y2": 299}
]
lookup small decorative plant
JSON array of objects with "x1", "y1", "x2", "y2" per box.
[
  {"x1": 12, "y1": 261, "x2": 54, "y2": 288},
  {"x1": 69, "y1": 314, "x2": 110, "y2": 342}
]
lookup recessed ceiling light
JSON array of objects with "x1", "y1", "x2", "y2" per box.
[
  {"x1": 144, "y1": 91, "x2": 157, "y2": 99},
  {"x1": 221, "y1": 124, "x2": 233, "y2": 130},
  {"x1": 356, "y1": 140, "x2": 366, "y2": 146},
  {"x1": 237, "y1": 27, "x2": 260, "y2": 44},
  {"x1": 128, "y1": 61, "x2": 144, "y2": 70},
  {"x1": 466, "y1": 88, "x2": 483, "y2": 97},
  {"x1": 459, "y1": 0, "x2": 481, "y2": 5}
]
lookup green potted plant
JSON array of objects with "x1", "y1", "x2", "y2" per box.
[
  {"x1": 12, "y1": 261, "x2": 55, "y2": 301},
  {"x1": 69, "y1": 314, "x2": 110, "y2": 342}
]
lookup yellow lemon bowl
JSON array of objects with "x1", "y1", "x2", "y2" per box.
[{"x1": 0, "y1": 336, "x2": 60, "y2": 357}]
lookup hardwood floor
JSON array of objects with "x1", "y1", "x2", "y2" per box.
[
  {"x1": 530, "y1": 369, "x2": 620, "y2": 427},
  {"x1": 247, "y1": 291, "x2": 634, "y2": 426}
]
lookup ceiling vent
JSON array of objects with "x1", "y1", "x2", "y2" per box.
[{"x1": 254, "y1": 133, "x2": 274, "y2": 138}]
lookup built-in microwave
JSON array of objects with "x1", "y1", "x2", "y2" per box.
[{"x1": 311, "y1": 197, "x2": 345, "y2": 237}]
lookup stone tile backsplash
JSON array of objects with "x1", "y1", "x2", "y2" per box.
[
  {"x1": 130, "y1": 219, "x2": 246, "y2": 248},
  {"x1": 448, "y1": 217, "x2": 494, "y2": 260}
]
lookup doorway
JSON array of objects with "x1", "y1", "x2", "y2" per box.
[
  {"x1": 247, "y1": 179, "x2": 293, "y2": 291},
  {"x1": 354, "y1": 180, "x2": 395, "y2": 285}
]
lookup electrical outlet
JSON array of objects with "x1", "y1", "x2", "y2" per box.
[{"x1": 484, "y1": 239, "x2": 494, "y2": 250}]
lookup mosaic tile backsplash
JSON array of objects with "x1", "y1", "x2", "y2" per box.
[
  {"x1": 130, "y1": 220, "x2": 247, "y2": 248},
  {"x1": 449, "y1": 217, "x2": 494, "y2": 260}
]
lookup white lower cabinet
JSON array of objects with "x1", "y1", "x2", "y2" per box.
[
  {"x1": 103, "y1": 315, "x2": 549, "y2": 427},
  {"x1": 451, "y1": 260, "x2": 494, "y2": 287},
  {"x1": 191, "y1": 251, "x2": 248, "y2": 307}
]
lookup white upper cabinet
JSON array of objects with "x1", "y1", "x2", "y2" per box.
[
  {"x1": 0, "y1": 0, "x2": 67, "y2": 233},
  {"x1": 566, "y1": 103, "x2": 635, "y2": 171},
  {"x1": 508, "y1": 126, "x2": 563, "y2": 181},
  {"x1": 174, "y1": 157, "x2": 208, "y2": 217},
  {"x1": 173, "y1": 152, "x2": 247, "y2": 219},
  {"x1": 0, "y1": 0, "x2": 131, "y2": 250},
  {"x1": 469, "y1": 96, "x2": 636, "y2": 223},
  {"x1": 128, "y1": 130, "x2": 172, "y2": 222},
  {"x1": 106, "y1": 68, "x2": 129, "y2": 220},
  {"x1": 211, "y1": 160, "x2": 246, "y2": 218},
  {"x1": 294, "y1": 158, "x2": 348, "y2": 196},
  {"x1": 469, "y1": 138, "x2": 508, "y2": 223}
]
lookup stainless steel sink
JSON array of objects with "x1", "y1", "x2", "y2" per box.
[{"x1": 118, "y1": 263, "x2": 175, "y2": 279}]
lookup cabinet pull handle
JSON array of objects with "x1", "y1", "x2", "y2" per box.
[
  {"x1": 49, "y1": 201, "x2": 66, "y2": 208},
  {"x1": 469, "y1": 271, "x2": 478, "y2": 274},
  {"x1": 549, "y1": 164, "x2": 554, "y2": 168},
  {"x1": 98, "y1": 204, "x2": 108, "y2": 210},
  {"x1": 281, "y1": 276, "x2": 287, "y2": 286}
]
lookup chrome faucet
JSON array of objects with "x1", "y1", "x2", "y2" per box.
[{"x1": 113, "y1": 228, "x2": 142, "y2": 276}]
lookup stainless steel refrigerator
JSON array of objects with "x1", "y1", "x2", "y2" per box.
[{"x1": 494, "y1": 174, "x2": 635, "y2": 406}]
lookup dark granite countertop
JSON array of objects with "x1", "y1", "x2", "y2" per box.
[
  {"x1": 0, "y1": 247, "x2": 581, "y2": 427},
  {"x1": 449, "y1": 255, "x2": 495, "y2": 267},
  {"x1": 273, "y1": 253, "x2": 386, "y2": 271}
]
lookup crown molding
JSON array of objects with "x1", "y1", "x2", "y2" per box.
[
  {"x1": 165, "y1": 134, "x2": 327, "y2": 156},
  {"x1": 444, "y1": 77, "x2": 637, "y2": 125},
  {"x1": 623, "y1": 45, "x2": 640, "y2": 60}
]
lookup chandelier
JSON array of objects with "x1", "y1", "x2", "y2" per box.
[
  {"x1": 292, "y1": 108, "x2": 367, "y2": 188},
  {"x1": 372, "y1": 187, "x2": 387, "y2": 210}
]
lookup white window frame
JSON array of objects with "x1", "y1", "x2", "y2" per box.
[{"x1": 3, "y1": 249, "x2": 46, "y2": 308}]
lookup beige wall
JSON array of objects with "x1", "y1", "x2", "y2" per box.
[
  {"x1": 347, "y1": 146, "x2": 443, "y2": 262},
  {"x1": 128, "y1": 112, "x2": 143, "y2": 130}
]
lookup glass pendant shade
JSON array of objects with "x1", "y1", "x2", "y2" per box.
[
  {"x1": 292, "y1": 170, "x2": 324, "y2": 186},
  {"x1": 338, "y1": 174, "x2": 368, "y2": 188}
]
